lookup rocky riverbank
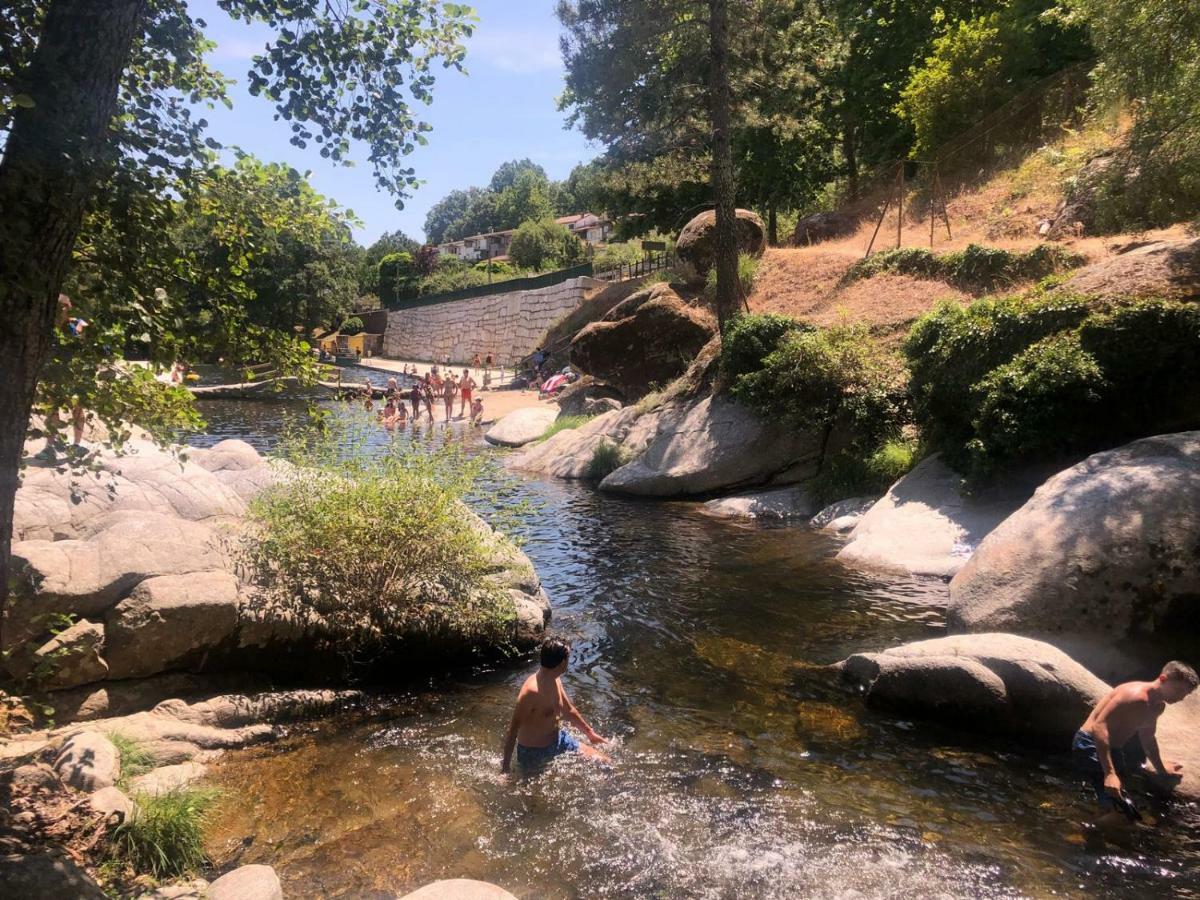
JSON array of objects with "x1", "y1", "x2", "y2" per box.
[{"x1": 5, "y1": 436, "x2": 549, "y2": 695}]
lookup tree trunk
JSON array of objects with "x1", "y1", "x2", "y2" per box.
[
  {"x1": 767, "y1": 203, "x2": 778, "y2": 247},
  {"x1": 0, "y1": 0, "x2": 145, "y2": 646},
  {"x1": 708, "y1": 0, "x2": 738, "y2": 334},
  {"x1": 842, "y1": 121, "x2": 859, "y2": 200}
]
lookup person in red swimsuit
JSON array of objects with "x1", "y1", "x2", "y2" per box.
[{"x1": 458, "y1": 368, "x2": 476, "y2": 418}]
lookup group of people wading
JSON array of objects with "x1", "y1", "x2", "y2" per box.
[{"x1": 358, "y1": 366, "x2": 484, "y2": 427}]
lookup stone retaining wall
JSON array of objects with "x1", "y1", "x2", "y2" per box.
[{"x1": 382, "y1": 277, "x2": 598, "y2": 365}]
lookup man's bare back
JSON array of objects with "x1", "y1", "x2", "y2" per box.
[{"x1": 501, "y1": 638, "x2": 610, "y2": 773}]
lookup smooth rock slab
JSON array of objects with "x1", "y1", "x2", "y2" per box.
[
  {"x1": 948, "y1": 432, "x2": 1200, "y2": 679},
  {"x1": 207, "y1": 865, "x2": 282, "y2": 900},
  {"x1": 600, "y1": 396, "x2": 825, "y2": 497},
  {"x1": 88, "y1": 785, "x2": 135, "y2": 822},
  {"x1": 26, "y1": 618, "x2": 108, "y2": 690},
  {"x1": 401, "y1": 879, "x2": 519, "y2": 900},
  {"x1": 104, "y1": 571, "x2": 241, "y2": 679},
  {"x1": 53, "y1": 731, "x2": 120, "y2": 792},
  {"x1": 837, "y1": 633, "x2": 1109, "y2": 742},
  {"x1": 125, "y1": 762, "x2": 208, "y2": 796},
  {"x1": 484, "y1": 406, "x2": 559, "y2": 447},
  {"x1": 700, "y1": 485, "x2": 818, "y2": 520},
  {"x1": 507, "y1": 407, "x2": 643, "y2": 479},
  {"x1": 836, "y1": 455, "x2": 1027, "y2": 578}
]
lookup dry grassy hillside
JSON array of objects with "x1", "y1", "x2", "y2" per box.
[{"x1": 748, "y1": 124, "x2": 1192, "y2": 337}]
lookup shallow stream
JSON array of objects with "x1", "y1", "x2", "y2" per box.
[{"x1": 191, "y1": 391, "x2": 1200, "y2": 898}]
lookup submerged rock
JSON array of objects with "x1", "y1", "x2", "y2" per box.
[
  {"x1": 836, "y1": 455, "x2": 1028, "y2": 578},
  {"x1": 484, "y1": 406, "x2": 558, "y2": 448},
  {"x1": 948, "y1": 432, "x2": 1200, "y2": 679},
  {"x1": 401, "y1": 879, "x2": 519, "y2": 900},
  {"x1": 837, "y1": 633, "x2": 1108, "y2": 742},
  {"x1": 809, "y1": 496, "x2": 877, "y2": 532},
  {"x1": 700, "y1": 485, "x2": 818, "y2": 520}
]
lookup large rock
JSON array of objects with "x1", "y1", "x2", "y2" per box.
[
  {"x1": 569, "y1": 283, "x2": 715, "y2": 401},
  {"x1": 793, "y1": 211, "x2": 856, "y2": 246},
  {"x1": 809, "y1": 496, "x2": 877, "y2": 532},
  {"x1": 700, "y1": 485, "x2": 819, "y2": 520},
  {"x1": 600, "y1": 396, "x2": 826, "y2": 497},
  {"x1": 507, "y1": 407, "x2": 645, "y2": 480},
  {"x1": 53, "y1": 731, "x2": 120, "y2": 791},
  {"x1": 948, "y1": 433, "x2": 1200, "y2": 678},
  {"x1": 837, "y1": 633, "x2": 1109, "y2": 742},
  {"x1": 0, "y1": 849, "x2": 108, "y2": 899},
  {"x1": 401, "y1": 880, "x2": 518, "y2": 900},
  {"x1": 1058, "y1": 237, "x2": 1200, "y2": 302},
  {"x1": 5, "y1": 511, "x2": 227, "y2": 651},
  {"x1": 207, "y1": 865, "x2": 282, "y2": 900},
  {"x1": 14, "y1": 438, "x2": 255, "y2": 542},
  {"x1": 27, "y1": 618, "x2": 108, "y2": 690},
  {"x1": 104, "y1": 572, "x2": 242, "y2": 679},
  {"x1": 836, "y1": 455, "x2": 1028, "y2": 579},
  {"x1": 484, "y1": 406, "x2": 559, "y2": 448},
  {"x1": 675, "y1": 208, "x2": 767, "y2": 280}
]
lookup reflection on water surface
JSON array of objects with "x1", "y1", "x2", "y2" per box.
[{"x1": 195, "y1": 396, "x2": 1200, "y2": 898}]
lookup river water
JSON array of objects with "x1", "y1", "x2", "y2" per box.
[{"x1": 190, "y1": 385, "x2": 1200, "y2": 899}]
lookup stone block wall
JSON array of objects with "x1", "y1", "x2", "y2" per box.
[{"x1": 382, "y1": 277, "x2": 598, "y2": 365}]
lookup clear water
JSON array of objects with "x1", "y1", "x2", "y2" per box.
[{"x1": 193, "y1": 397, "x2": 1200, "y2": 899}]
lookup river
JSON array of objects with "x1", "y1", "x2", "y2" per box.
[{"x1": 188, "y1": 386, "x2": 1200, "y2": 899}]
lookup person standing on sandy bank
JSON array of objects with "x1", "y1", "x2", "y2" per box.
[{"x1": 501, "y1": 638, "x2": 610, "y2": 774}]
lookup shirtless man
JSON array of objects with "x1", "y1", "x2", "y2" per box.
[
  {"x1": 1072, "y1": 660, "x2": 1198, "y2": 823},
  {"x1": 500, "y1": 638, "x2": 609, "y2": 773}
]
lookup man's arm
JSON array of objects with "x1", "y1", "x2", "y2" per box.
[
  {"x1": 500, "y1": 694, "x2": 526, "y2": 774},
  {"x1": 1091, "y1": 720, "x2": 1124, "y2": 797},
  {"x1": 560, "y1": 686, "x2": 607, "y2": 745},
  {"x1": 1139, "y1": 720, "x2": 1183, "y2": 777}
]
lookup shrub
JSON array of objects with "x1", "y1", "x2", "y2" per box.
[
  {"x1": 538, "y1": 414, "x2": 593, "y2": 443},
  {"x1": 417, "y1": 263, "x2": 490, "y2": 296},
  {"x1": 808, "y1": 439, "x2": 920, "y2": 505},
  {"x1": 732, "y1": 322, "x2": 909, "y2": 446},
  {"x1": 587, "y1": 440, "x2": 629, "y2": 480},
  {"x1": 509, "y1": 217, "x2": 583, "y2": 271},
  {"x1": 340, "y1": 316, "x2": 364, "y2": 336},
  {"x1": 244, "y1": 438, "x2": 516, "y2": 656},
  {"x1": 968, "y1": 332, "x2": 1105, "y2": 471},
  {"x1": 845, "y1": 244, "x2": 1083, "y2": 291},
  {"x1": 378, "y1": 251, "x2": 418, "y2": 306},
  {"x1": 905, "y1": 295, "x2": 1090, "y2": 456},
  {"x1": 592, "y1": 241, "x2": 644, "y2": 272},
  {"x1": 719, "y1": 312, "x2": 807, "y2": 383},
  {"x1": 110, "y1": 787, "x2": 217, "y2": 879},
  {"x1": 704, "y1": 253, "x2": 759, "y2": 302}
]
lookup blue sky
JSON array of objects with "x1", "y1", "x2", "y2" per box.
[{"x1": 187, "y1": 0, "x2": 598, "y2": 245}]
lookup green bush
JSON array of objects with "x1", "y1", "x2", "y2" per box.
[
  {"x1": 809, "y1": 439, "x2": 920, "y2": 505},
  {"x1": 704, "y1": 253, "x2": 759, "y2": 302},
  {"x1": 968, "y1": 332, "x2": 1105, "y2": 471},
  {"x1": 719, "y1": 312, "x2": 808, "y2": 383},
  {"x1": 587, "y1": 440, "x2": 629, "y2": 480},
  {"x1": 732, "y1": 322, "x2": 909, "y2": 446},
  {"x1": 472, "y1": 259, "x2": 521, "y2": 278},
  {"x1": 509, "y1": 217, "x2": 583, "y2": 271},
  {"x1": 845, "y1": 243, "x2": 1083, "y2": 291},
  {"x1": 378, "y1": 251, "x2": 418, "y2": 305},
  {"x1": 905, "y1": 295, "x2": 1090, "y2": 456},
  {"x1": 107, "y1": 733, "x2": 154, "y2": 787},
  {"x1": 592, "y1": 241, "x2": 644, "y2": 272},
  {"x1": 110, "y1": 787, "x2": 217, "y2": 879},
  {"x1": 244, "y1": 439, "x2": 516, "y2": 655},
  {"x1": 340, "y1": 316, "x2": 364, "y2": 336}
]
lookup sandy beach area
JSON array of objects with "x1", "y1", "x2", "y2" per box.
[{"x1": 354, "y1": 356, "x2": 550, "y2": 423}]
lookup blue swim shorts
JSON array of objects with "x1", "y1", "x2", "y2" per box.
[{"x1": 516, "y1": 730, "x2": 580, "y2": 769}]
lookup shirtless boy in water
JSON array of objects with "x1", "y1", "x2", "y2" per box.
[
  {"x1": 501, "y1": 638, "x2": 610, "y2": 773},
  {"x1": 1073, "y1": 660, "x2": 1198, "y2": 824}
]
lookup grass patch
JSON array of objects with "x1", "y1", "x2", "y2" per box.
[
  {"x1": 843, "y1": 243, "x2": 1083, "y2": 292},
  {"x1": 109, "y1": 786, "x2": 218, "y2": 879},
  {"x1": 704, "y1": 252, "x2": 760, "y2": 301},
  {"x1": 537, "y1": 414, "x2": 593, "y2": 443},
  {"x1": 808, "y1": 439, "x2": 920, "y2": 505},
  {"x1": 634, "y1": 390, "x2": 665, "y2": 415},
  {"x1": 107, "y1": 733, "x2": 155, "y2": 787},
  {"x1": 587, "y1": 440, "x2": 630, "y2": 480}
]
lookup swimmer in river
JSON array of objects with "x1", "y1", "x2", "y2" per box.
[
  {"x1": 501, "y1": 637, "x2": 610, "y2": 774},
  {"x1": 1072, "y1": 660, "x2": 1198, "y2": 827}
]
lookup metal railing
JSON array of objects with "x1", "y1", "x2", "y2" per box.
[{"x1": 593, "y1": 250, "x2": 675, "y2": 283}]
